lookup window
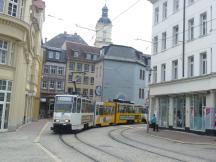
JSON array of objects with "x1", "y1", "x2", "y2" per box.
[
  {"x1": 50, "y1": 66, "x2": 57, "y2": 75},
  {"x1": 86, "y1": 54, "x2": 91, "y2": 60},
  {"x1": 8, "y1": 0, "x2": 18, "y2": 17},
  {"x1": 74, "y1": 51, "x2": 79, "y2": 57},
  {"x1": 83, "y1": 89, "x2": 88, "y2": 97},
  {"x1": 55, "y1": 52, "x2": 60, "y2": 59},
  {"x1": 91, "y1": 65, "x2": 95, "y2": 73},
  {"x1": 58, "y1": 67, "x2": 64, "y2": 75},
  {"x1": 139, "y1": 88, "x2": 144, "y2": 99},
  {"x1": 49, "y1": 81, "x2": 55, "y2": 89},
  {"x1": 84, "y1": 64, "x2": 89, "y2": 72},
  {"x1": 0, "y1": 80, "x2": 6, "y2": 90},
  {"x1": 76, "y1": 75, "x2": 82, "y2": 84},
  {"x1": 90, "y1": 77, "x2": 94, "y2": 85},
  {"x1": 139, "y1": 70, "x2": 145, "y2": 80},
  {"x1": 173, "y1": 25, "x2": 179, "y2": 46},
  {"x1": 43, "y1": 65, "x2": 49, "y2": 74},
  {"x1": 68, "y1": 74, "x2": 73, "y2": 82},
  {"x1": 173, "y1": 0, "x2": 179, "y2": 12},
  {"x1": 89, "y1": 89, "x2": 93, "y2": 97},
  {"x1": 42, "y1": 81, "x2": 47, "y2": 89},
  {"x1": 153, "y1": 66, "x2": 157, "y2": 83},
  {"x1": 154, "y1": 7, "x2": 159, "y2": 24},
  {"x1": 69, "y1": 62, "x2": 75, "y2": 71},
  {"x1": 83, "y1": 76, "x2": 89, "y2": 85},
  {"x1": 0, "y1": 40, "x2": 8, "y2": 64},
  {"x1": 188, "y1": 18, "x2": 194, "y2": 41},
  {"x1": 162, "y1": 32, "x2": 167, "y2": 50},
  {"x1": 77, "y1": 63, "x2": 82, "y2": 72},
  {"x1": 48, "y1": 51, "x2": 54, "y2": 59},
  {"x1": 200, "y1": 52, "x2": 207, "y2": 75},
  {"x1": 200, "y1": 12, "x2": 207, "y2": 36},
  {"x1": 172, "y1": 60, "x2": 178, "y2": 80},
  {"x1": 153, "y1": 36, "x2": 158, "y2": 54},
  {"x1": 0, "y1": 0, "x2": 4, "y2": 12},
  {"x1": 161, "y1": 64, "x2": 166, "y2": 82},
  {"x1": 162, "y1": 2, "x2": 167, "y2": 20},
  {"x1": 188, "y1": 56, "x2": 194, "y2": 77},
  {"x1": 57, "y1": 82, "x2": 63, "y2": 90}
]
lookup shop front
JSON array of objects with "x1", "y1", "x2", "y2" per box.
[
  {"x1": 173, "y1": 96, "x2": 185, "y2": 129},
  {"x1": 190, "y1": 94, "x2": 206, "y2": 131},
  {"x1": 159, "y1": 97, "x2": 169, "y2": 127}
]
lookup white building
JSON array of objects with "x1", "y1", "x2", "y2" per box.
[{"x1": 149, "y1": 0, "x2": 216, "y2": 135}]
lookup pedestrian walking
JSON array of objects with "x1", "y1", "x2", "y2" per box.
[{"x1": 151, "y1": 114, "x2": 158, "y2": 131}]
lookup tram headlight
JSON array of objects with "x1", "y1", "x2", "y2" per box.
[
  {"x1": 64, "y1": 119, "x2": 70, "y2": 123},
  {"x1": 54, "y1": 119, "x2": 60, "y2": 122}
]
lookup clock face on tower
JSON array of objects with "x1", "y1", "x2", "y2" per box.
[{"x1": 95, "y1": 86, "x2": 102, "y2": 96}]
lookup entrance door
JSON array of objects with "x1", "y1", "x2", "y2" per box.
[{"x1": 0, "y1": 92, "x2": 5, "y2": 131}]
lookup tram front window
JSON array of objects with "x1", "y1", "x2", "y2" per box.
[{"x1": 54, "y1": 103, "x2": 72, "y2": 113}]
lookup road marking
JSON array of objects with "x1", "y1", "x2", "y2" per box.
[{"x1": 34, "y1": 121, "x2": 63, "y2": 162}]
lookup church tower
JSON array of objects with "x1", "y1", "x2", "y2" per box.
[{"x1": 94, "y1": 4, "x2": 112, "y2": 48}]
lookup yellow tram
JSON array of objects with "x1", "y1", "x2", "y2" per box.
[{"x1": 95, "y1": 99, "x2": 143, "y2": 126}]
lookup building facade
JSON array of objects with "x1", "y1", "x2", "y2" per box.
[
  {"x1": 94, "y1": 4, "x2": 112, "y2": 48},
  {"x1": 94, "y1": 44, "x2": 151, "y2": 106},
  {"x1": 0, "y1": 0, "x2": 45, "y2": 131},
  {"x1": 40, "y1": 46, "x2": 66, "y2": 117},
  {"x1": 65, "y1": 42, "x2": 100, "y2": 100},
  {"x1": 149, "y1": 0, "x2": 216, "y2": 135},
  {"x1": 40, "y1": 32, "x2": 88, "y2": 117}
]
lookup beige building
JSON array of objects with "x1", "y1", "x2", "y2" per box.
[
  {"x1": 0, "y1": 0, "x2": 45, "y2": 132},
  {"x1": 65, "y1": 42, "x2": 100, "y2": 100}
]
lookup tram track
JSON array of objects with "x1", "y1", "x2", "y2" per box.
[
  {"x1": 120, "y1": 128, "x2": 213, "y2": 162},
  {"x1": 59, "y1": 134, "x2": 99, "y2": 162},
  {"x1": 74, "y1": 133, "x2": 131, "y2": 162},
  {"x1": 108, "y1": 128, "x2": 188, "y2": 162},
  {"x1": 59, "y1": 132, "x2": 130, "y2": 162}
]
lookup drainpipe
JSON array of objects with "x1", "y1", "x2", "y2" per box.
[{"x1": 182, "y1": 0, "x2": 186, "y2": 77}]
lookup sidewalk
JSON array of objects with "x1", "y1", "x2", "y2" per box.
[
  {"x1": 147, "y1": 128, "x2": 216, "y2": 145},
  {"x1": 0, "y1": 119, "x2": 53, "y2": 162}
]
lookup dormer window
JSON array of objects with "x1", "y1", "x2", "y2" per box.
[
  {"x1": 74, "y1": 51, "x2": 79, "y2": 57},
  {"x1": 48, "y1": 51, "x2": 54, "y2": 59}
]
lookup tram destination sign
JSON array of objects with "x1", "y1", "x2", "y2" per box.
[{"x1": 56, "y1": 96, "x2": 72, "y2": 102}]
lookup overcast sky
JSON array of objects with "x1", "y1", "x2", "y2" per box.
[{"x1": 43, "y1": 0, "x2": 153, "y2": 54}]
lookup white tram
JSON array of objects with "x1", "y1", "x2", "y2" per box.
[{"x1": 51, "y1": 95, "x2": 94, "y2": 133}]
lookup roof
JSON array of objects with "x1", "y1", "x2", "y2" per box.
[
  {"x1": 66, "y1": 42, "x2": 100, "y2": 60},
  {"x1": 101, "y1": 44, "x2": 151, "y2": 66},
  {"x1": 45, "y1": 33, "x2": 88, "y2": 48}
]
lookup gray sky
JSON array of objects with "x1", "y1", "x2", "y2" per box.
[{"x1": 43, "y1": 0, "x2": 153, "y2": 54}]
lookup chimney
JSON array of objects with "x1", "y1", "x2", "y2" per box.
[
  {"x1": 74, "y1": 32, "x2": 77, "y2": 35},
  {"x1": 64, "y1": 31, "x2": 67, "y2": 34}
]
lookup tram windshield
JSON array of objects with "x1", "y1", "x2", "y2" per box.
[
  {"x1": 54, "y1": 96, "x2": 73, "y2": 113},
  {"x1": 54, "y1": 103, "x2": 72, "y2": 113}
]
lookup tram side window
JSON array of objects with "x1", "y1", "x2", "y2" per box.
[
  {"x1": 96, "y1": 105, "x2": 99, "y2": 115},
  {"x1": 81, "y1": 99, "x2": 86, "y2": 113},
  {"x1": 128, "y1": 105, "x2": 135, "y2": 113},
  {"x1": 72, "y1": 98, "x2": 77, "y2": 113},
  {"x1": 77, "y1": 98, "x2": 81, "y2": 113},
  {"x1": 85, "y1": 101, "x2": 92, "y2": 113},
  {"x1": 99, "y1": 105, "x2": 104, "y2": 115}
]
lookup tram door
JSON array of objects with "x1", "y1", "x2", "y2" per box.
[{"x1": 0, "y1": 104, "x2": 3, "y2": 130}]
